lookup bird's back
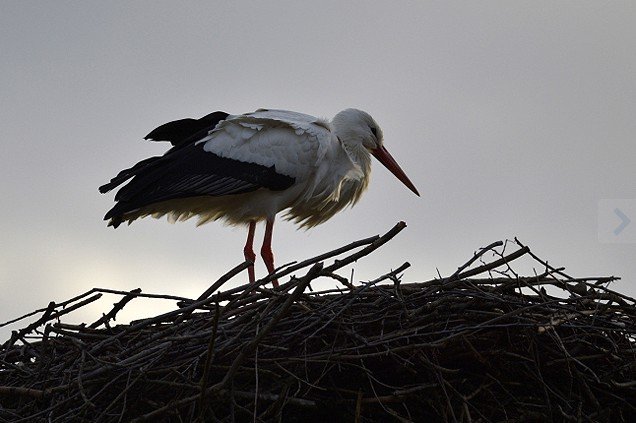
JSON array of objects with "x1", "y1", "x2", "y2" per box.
[{"x1": 202, "y1": 110, "x2": 366, "y2": 224}]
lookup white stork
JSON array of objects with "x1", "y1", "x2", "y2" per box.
[{"x1": 100, "y1": 108, "x2": 419, "y2": 286}]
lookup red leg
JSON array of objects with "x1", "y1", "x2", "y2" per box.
[
  {"x1": 243, "y1": 221, "x2": 256, "y2": 284},
  {"x1": 260, "y1": 217, "x2": 279, "y2": 287}
]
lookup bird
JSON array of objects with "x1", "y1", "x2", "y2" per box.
[{"x1": 99, "y1": 108, "x2": 420, "y2": 287}]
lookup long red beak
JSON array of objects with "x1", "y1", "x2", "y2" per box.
[{"x1": 371, "y1": 146, "x2": 420, "y2": 196}]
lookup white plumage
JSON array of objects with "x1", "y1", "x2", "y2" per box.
[{"x1": 100, "y1": 108, "x2": 419, "y2": 286}]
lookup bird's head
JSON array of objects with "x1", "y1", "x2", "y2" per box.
[
  {"x1": 333, "y1": 109, "x2": 420, "y2": 196},
  {"x1": 332, "y1": 108, "x2": 383, "y2": 150}
]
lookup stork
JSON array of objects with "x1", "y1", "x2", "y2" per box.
[{"x1": 99, "y1": 108, "x2": 419, "y2": 286}]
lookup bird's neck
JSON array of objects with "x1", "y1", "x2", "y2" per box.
[{"x1": 343, "y1": 143, "x2": 372, "y2": 178}]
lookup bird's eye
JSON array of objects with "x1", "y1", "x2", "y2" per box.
[{"x1": 370, "y1": 127, "x2": 377, "y2": 137}]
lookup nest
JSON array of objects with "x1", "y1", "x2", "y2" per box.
[{"x1": 1, "y1": 222, "x2": 635, "y2": 422}]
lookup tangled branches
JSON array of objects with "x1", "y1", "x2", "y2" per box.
[{"x1": 1, "y1": 222, "x2": 635, "y2": 422}]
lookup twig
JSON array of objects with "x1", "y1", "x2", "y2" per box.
[
  {"x1": 446, "y1": 241, "x2": 504, "y2": 281},
  {"x1": 321, "y1": 221, "x2": 407, "y2": 274},
  {"x1": 196, "y1": 261, "x2": 254, "y2": 302},
  {"x1": 454, "y1": 245, "x2": 530, "y2": 281},
  {"x1": 89, "y1": 289, "x2": 142, "y2": 329}
]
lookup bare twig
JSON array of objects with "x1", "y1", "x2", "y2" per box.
[{"x1": 89, "y1": 289, "x2": 142, "y2": 329}]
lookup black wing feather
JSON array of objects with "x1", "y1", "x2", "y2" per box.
[
  {"x1": 100, "y1": 111, "x2": 230, "y2": 194},
  {"x1": 145, "y1": 111, "x2": 229, "y2": 146}
]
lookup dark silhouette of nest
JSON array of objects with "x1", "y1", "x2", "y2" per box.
[{"x1": 1, "y1": 222, "x2": 635, "y2": 422}]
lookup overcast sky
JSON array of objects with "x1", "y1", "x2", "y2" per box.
[{"x1": 1, "y1": 1, "x2": 634, "y2": 339}]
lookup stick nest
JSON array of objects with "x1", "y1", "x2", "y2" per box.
[{"x1": 1, "y1": 223, "x2": 635, "y2": 422}]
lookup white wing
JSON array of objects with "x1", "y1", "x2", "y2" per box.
[{"x1": 198, "y1": 109, "x2": 360, "y2": 202}]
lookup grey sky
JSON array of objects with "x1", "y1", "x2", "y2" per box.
[{"x1": 1, "y1": 2, "x2": 635, "y2": 337}]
